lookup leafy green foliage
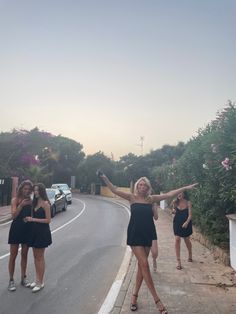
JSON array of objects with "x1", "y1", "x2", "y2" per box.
[
  {"x1": 150, "y1": 102, "x2": 236, "y2": 247},
  {"x1": 0, "y1": 128, "x2": 85, "y2": 186}
]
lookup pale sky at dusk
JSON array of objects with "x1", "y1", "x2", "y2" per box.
[{"x1": 0, "y1": 0, "x2": 235, "y2": 159}]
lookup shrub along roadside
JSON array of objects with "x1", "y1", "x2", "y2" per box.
[{"x1": 151, "y1": 102, "x2": 236, "y2": 248}]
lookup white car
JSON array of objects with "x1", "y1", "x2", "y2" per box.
[{"x1": 51, "y1": 183, "x2": 72, "y2": 204}]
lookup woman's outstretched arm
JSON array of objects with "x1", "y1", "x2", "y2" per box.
[
  {"x1": 100, "y1": 174, "x2": 132, "y2": 201},
  {"x1": 152, "y1": 183, "x2": 198, "y2": 202}
]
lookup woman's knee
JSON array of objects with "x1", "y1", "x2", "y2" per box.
[
  {"x1": 33, "y1": 249, "x2": 45, "y2": 261},
  {"x1": 151, "y1": 250, "x2": 158, "y2": 259},
  {"x1": 184, "y1": 237, "x2": 191, "y2": 244},
  {"x1": 175, "y1": 236, "x2": 181, "y2": 244},
  {"x1": 10, "y1": 251, "x2": 18, "y2": 261},
  {"x1": 10, "y1": 246, "x2": 19, "y2": 260},
  {"x1": 21, "y1": 248, "x2": 29, "y2": 259},
  {"x1": 138, "y1": 258, "x2": 149, "y2": 271}
]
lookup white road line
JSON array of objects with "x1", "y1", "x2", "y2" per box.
[
  {"x1": 98, "y1": 246, "x2": 132, "y2": 314},
  {"x1": 0, "y1": 220, "x2": 12, "y2": 226},
  {"x1": 51, "y1": 199, "x2": 85, "y2": 234},
  {"x1": 98, "y1": 201, "x2": 131, "y2": 314},
  {"x1": 0, "y1": 199, "x2": 86, "y2": 260}
]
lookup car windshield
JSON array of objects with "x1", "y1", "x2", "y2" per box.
[
  {"x1": 57, "y1": 184, "x2": 69, "y2": 190},
  {"x1": 46, "y1": 189, "x2": 56, "y2": 198}
]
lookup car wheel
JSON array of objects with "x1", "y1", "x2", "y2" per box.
[
  {"x1": 51, "y1": 205, "x2": 56, "y2": 218},
  {"x1": 63, "y1": 201, "x2": 68, "y2": 211}
]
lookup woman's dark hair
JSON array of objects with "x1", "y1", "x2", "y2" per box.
[
  {"x1": 16, "y1": 180, "x2": 33, "y2": 199},
  {"x1": 174, "y1": 190, "x2": 189, "y2": 206},
  {"x1": 32, "y1": 183, "x2": 50, "y2": 208}
]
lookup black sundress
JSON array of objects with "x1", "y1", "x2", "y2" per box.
[
  {"x1": 127, "y1": 203, "x2": 157, "y2": 247},
  {"x1": 8, "y1": 204, "x2": 32, "y2": 244},
  {"x1": 173, "y1": 207, "x2": 192, "y2": 237},
  {"x1": 28, "y1": 207, "x2": 52, "y2": 248}
]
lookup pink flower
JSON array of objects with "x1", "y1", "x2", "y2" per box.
[{"x1": 221, "y1": 157, "x2": 232, "y2": 171}]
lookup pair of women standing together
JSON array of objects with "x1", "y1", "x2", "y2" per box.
[
  {"x1": 100, "y1": 172, "x2": 197, "y2": 314},
  {"x1": 8, "y1": 180, "x2": 52, "y2": 293}
]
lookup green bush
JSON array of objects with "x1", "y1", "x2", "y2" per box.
[{"x1": 151, "y1": 102, "x2": 236, "y2": 248}]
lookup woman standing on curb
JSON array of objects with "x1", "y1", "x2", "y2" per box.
[
  {"x1": 25, "y1": 183, "x2": 52, "y2": 293},
  {"x1": 98, "y1": 171, "x2": 197, "y2": 314},
  {"x1": 8, "y1": 180, "x2": 33, "y2": 291},
  {"x1": 172, "y1": 191, "x2": 193, "y2": 270}
]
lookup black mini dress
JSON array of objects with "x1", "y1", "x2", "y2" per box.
[
  {"x1": 127, "y1": 203, "x2": 157, "y2": 247},
  {"x1": 8, "y1": 204, "x2": 32, "y2": 244},
  {"x1": 173, "y1": 207, "x2": 193, "y2": 237},
  {"x1": 28, "y1": 207, "x2": 52, "y2": 248}
]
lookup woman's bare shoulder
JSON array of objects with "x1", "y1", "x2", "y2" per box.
[
  {"x1": 11, "y1": 197, "x2": 18, "y2": 204},
  {"x1": 43, "y1": 200, "x2": 50, "y2": 207}
]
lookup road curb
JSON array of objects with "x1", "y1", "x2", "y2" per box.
[
  {"x1": 98, "y1": 246, "x2": 132, "y2": 314},
  {"x1": 110, "y1": 253, "x2": 136, "y2": 314},
  {"x1": 96, "y1": 197, "x2": 132, "y2": 314}
]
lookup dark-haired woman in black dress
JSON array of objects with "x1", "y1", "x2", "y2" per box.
[
  {"x1": 8, "y1": 180, "x2": 33, "y2": 291},
  {"x1": 100, "y1": 173, "x2": 197, "y2": 314},
  {"x1": 172, "y1": 191, "x2": 193, "y2": 270},
  {"x1": 25, "y1": 183, "x2": 52, "y2": 293}
]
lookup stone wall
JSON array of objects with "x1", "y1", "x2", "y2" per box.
[{"x1": 192, "y1": 226, "x2": 230, "y2": 266}]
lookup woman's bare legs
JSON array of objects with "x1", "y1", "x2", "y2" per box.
[
  {"x1": 151, "y1": 240, "x2": 158, "y2": 271},
  {"x1": 8, "y1": 244, "x2": 19, "y2": 280},
  {"x1": 184, "y1": 237, "x2": 192, "y2": 261},
  {"x1": 131, "y1": 247, "x2": 150, "y2": 306},
  {"x1": 33, "y1": 248, "x2": 45, "y2": 284},
  {"x1": 21, "y1": 244, "x2": 29, "y2": 279},
  {"x1": 175, "y1": 236, "x2": 182, "y2": 269},
  {"x1": 131, "y1": 246, "x2": 167, "y2": 312}
]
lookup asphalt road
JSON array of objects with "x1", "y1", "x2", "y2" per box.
[{"x1": 0, "y1": 195, "x2": 129, "y2": 314}]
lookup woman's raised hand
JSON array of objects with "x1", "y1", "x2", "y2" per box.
[{"x1": 186, "y1": 183, "x2": 198, "y2": 190}]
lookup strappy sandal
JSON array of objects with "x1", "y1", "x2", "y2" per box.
[
  {"x1": 130, "y1": 294, "x2": 138, "y2": 311},
  {"x1": 176, "y1": 259, "x2": 182, "y2": 270},
  {"x1": 155, "y1": 298, "x2": 168, "y2": 314}
]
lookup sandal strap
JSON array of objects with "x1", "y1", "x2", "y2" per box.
[{"x1": 155, "y1": 299, "x2": 168, "y2": 314}]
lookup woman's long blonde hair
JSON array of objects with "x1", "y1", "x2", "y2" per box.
[
  {"x1": 134, "y1": 177, "x2": 152, "y2": 197},
  {"x1": 16, "y1": 180, "x2": 33, "y2": 199}
]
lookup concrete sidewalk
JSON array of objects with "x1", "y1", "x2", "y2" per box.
[{"x1": 111, "y1": 205, "x2": 236, "y2": 314}]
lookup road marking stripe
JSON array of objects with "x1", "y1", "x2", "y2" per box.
[
  {"x1": 51, "y1": 199, "x2": 85, "y2": 234},
  {"x1": 0, "y1": 220, "x2": 11, "y2": 226},
  {"x1": 98, "y1": 201, "x2": 131, "y2": 314},
  {"x1": 98, "y1": 246, "x2": 132, "y2": 314}
]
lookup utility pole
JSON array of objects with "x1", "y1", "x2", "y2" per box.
[{"x1": 137, "y1": 136, "x2": 144, "y2": 156}]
